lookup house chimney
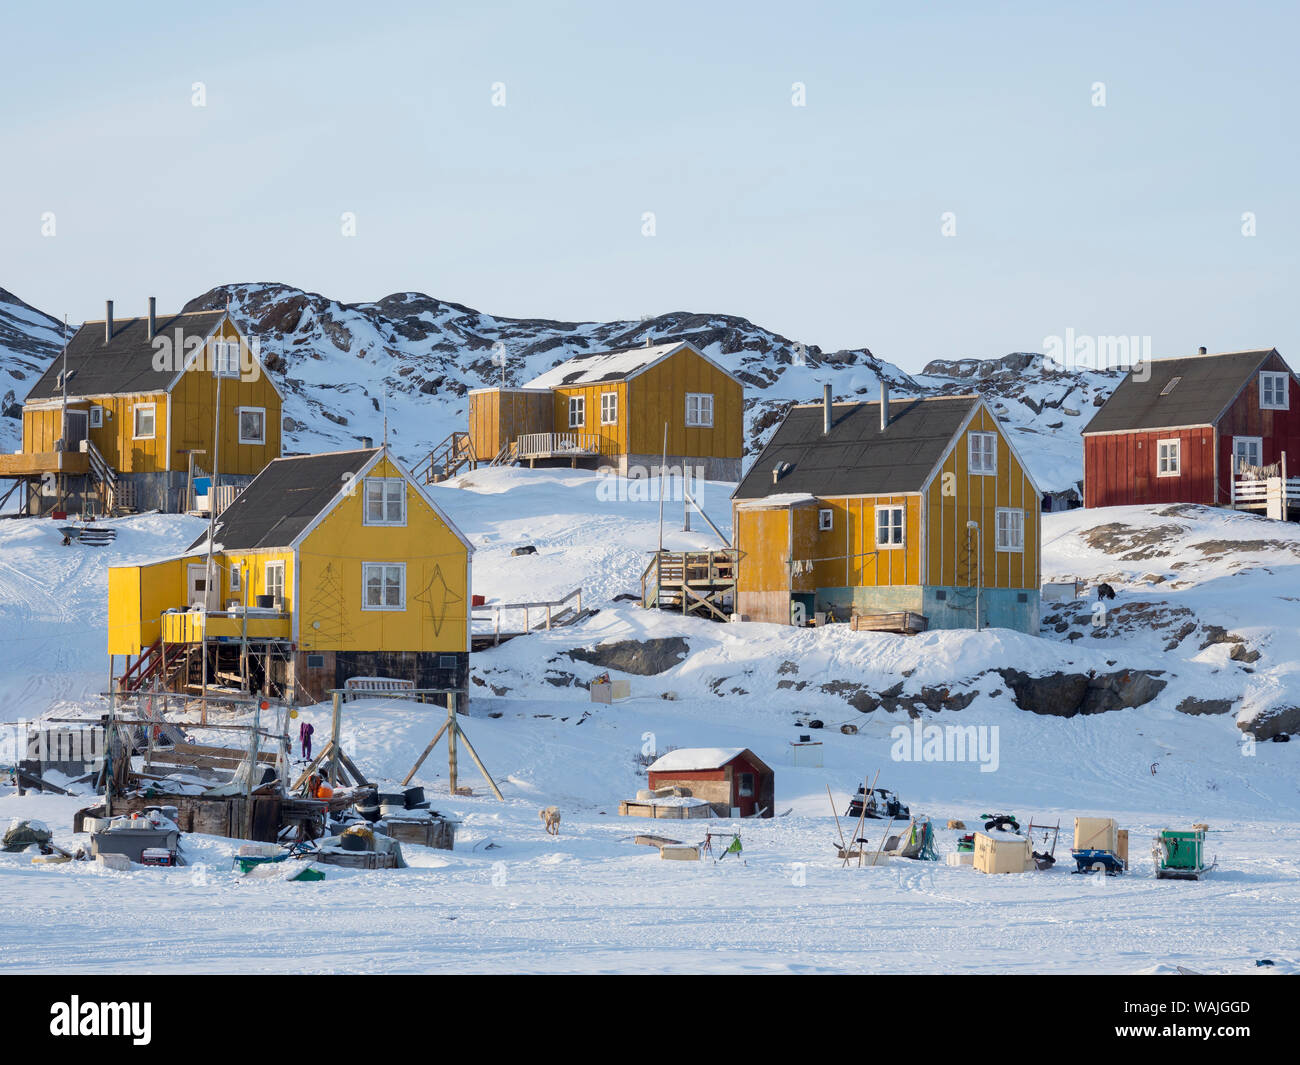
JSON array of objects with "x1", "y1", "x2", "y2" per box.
[
  {"x1": 880, "y1": 378, "x2": 890, "y2": 431},
  {"x1": 105, "y1": 300, "x2": 114, "y2": 343},
  {"x1": 147, "y1": 297, "x2": 157, "y2": 340},
  {"x1": 822, "y1": 382, "x2": 832, "y2": 435},
  {"x1": 361, "y1": 436, "x2": 374, "y2": 449},
  {"x1": 645, "y1": 334, "x2": 653, "y2": 347},
  {"x1": 1198, "y1": 346, "x2": 1207, "y2": 355}
]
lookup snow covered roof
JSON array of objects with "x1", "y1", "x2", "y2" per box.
[
  {"x1": 734, "y1": 492, "x2": 818, "y2": 509},
  {"x1": 647, "y1": 747, "x2": 750, "y2": 772},
  {"x1": 522, "y1": 339, "x2": 739, "y2": 389}
]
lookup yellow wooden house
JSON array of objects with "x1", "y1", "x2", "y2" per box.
[
  {"x1": 731, "y1": 387, "x2": 1041, "y2": 633},
  {"x1": 108, "y1": 445, "x2": 473, "y2": 706},
  {"x1": 0, "y1": 299, "x2": 282, "y2": 515},
  {"x1": 465, "y1": 339, "x2": 744, "y2": 480}
]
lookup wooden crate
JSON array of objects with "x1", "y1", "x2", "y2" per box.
[
  {"x1": 973, "y1": 832, "x2": 1033, "y2": 874},
  {"x1": 850, "y1": 611, "x2": 928, "y2": 635},
  {"x1": 381, "y1": 817, "x2": 455, "y2": 851},
  {"x1": 314, "y1": 848, "x2": 401, "y2": 870}
]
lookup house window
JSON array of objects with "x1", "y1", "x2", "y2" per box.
[
  {"x1": 133, "y1": 403, "x2": 156, "y2": 440},
  {"x1": 1157, "y1": 438, "x2": 1181, "y2": 477},
  {"x1": 363, "y1": 477, "x2": 406, "y2": 526},
  {"x1": 229, "y1": 565, "x2": 242, "y2": 595},
  {"x1": 1260, "y1": 372, "x2": 1289, "y2": 411},
  {"x1": 685, "y1": 393, "x2": 714, "y2": 427},
  {"x1": 569, "y1": 395, "x2": 586, "y2": 428},
  {"x1": 265, "y1": 561, "x2": 285, "y2": 606},
  {"x1": 875, "y1": 505, "x2": 905, "y2": 548},
  {"x1": 237, "y1": 407, "x2": 266, "y2": 445},
  {"x1": 213, "y1": 339, "x2": 241, "y2": 377},
  {"x1": 1160, "y1": 376, "x2": 1183, "y2": 396},
  {"x1": 738, "y1": 772, "x2": 755, "y2": 797},
  {"x1": 818, "y1": 508, "x2": 833, "y2": 531},
  {"x1": 89, "y1": 406, "x2": 103, "y2": 428},
  {"x1": 1233, "y1": 436, "x2": 1263, "y2": 472},
  {"x1": 306, "y1": 653, "x2": 325, "y2": 669},
  {"x1": 968, "y1": 432, "x2": 997, "y2": 474},
  {"x1": 996, "y1": 508, "x2": 1024, "y2": 552},
  {"x1": 600, "y1": 392, "x2": 618, "y2": 425},
  {"x1": 439, "y1": 655, "x2": 458, "y2": 670},
  {"x1": 363, "y1": 562, "x2": 405, "y2": 610}
]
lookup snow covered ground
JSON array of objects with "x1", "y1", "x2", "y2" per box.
[{"x1": 1, "y1": 472, "x2": 1297, "y2": 974}]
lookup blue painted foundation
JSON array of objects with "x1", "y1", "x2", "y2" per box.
[{"x1": 815, "y1": 584, "x2": 1040, "y2": 635}]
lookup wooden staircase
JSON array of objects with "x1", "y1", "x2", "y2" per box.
[
  {"x1": 471, "y1": 587, "x2": 596, "y2": 649},
  {"x1": 414, "y1": 432, "x2": 477, "y2": 484},
  {"x1": 83, "y1": 440, "x2": 122, "y2": 515},
  {"x1": 641, "y1": 549, "x2": 742, "y2": 622},
  {"x1": 119, "y1": 638, "x2": 189, "y2": 694}
]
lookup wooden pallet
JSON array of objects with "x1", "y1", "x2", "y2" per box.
[{"x1": 850, "y1": 611, "x2": 928, "y2": 635}]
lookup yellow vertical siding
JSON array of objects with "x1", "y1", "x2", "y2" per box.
[
  {"x1": 550, "y1": 381, "x2": 629, "y2": 457},
  {"x1": 297, "y1": 457, "x2": 469, "y2": 653},
  {"x1": 924, "y1": 406, "x2": 1039, "y2": 590},
  {"x1": 627, "y1": 348, "x2": 743, "y2": 459}
]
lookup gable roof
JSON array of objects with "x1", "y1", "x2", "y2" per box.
[
  {"x1": 191, "y1": 448, "x2": 382, "y2": 551},
  {"x1": 1082, "y1": 349, "x2": 1284, "y2": 435},
  {"x1": 733, "y1": 395, "x2": 982, "y2": 500},
  {"x1": 646, "y1": 747, "x2": 771, "y2": 774},
  {"x1": 522, "y1": 339, "x2": 740, "y2": 390},
  {"x1": 26, "y1": 310, "x2": 227, "y2": 402}
]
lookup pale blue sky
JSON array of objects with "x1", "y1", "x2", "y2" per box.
[{"x1": 1, "y1": 0, "x2": 1295, "y2": 371}]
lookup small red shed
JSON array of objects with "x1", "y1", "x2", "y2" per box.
[
  {"x1": 1083, "y1": 348, "x2": 1300, "y2": 515},
  {"x1": 646, "y1": 747, "x2": 775, "y2": 818}
]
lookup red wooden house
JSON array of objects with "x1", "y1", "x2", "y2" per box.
[
  {"x1": 646, "y1": 747, "x2": 775, "y2": 818},
  {"x1": 1082, "y1": 348, "x2": 1300, "y2": 517}
]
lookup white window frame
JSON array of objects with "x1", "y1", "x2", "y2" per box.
[
  {"x1": 213, "y1": 339, "x2": 241, "y2": 378},
  {"x1": 133, "y1": 403, "x2": 156, "y2": 440},
  {"x1": 995, "y1": 507, "x2": 1024, "y2": 553},
  {"x1": 264, "y1": 561, "x2": 285, "y2": 607},
  {"x1": 236, "y1": 406, "x2": 266, "y2": 445},
  {"x1": 89, "y1": 405, "x2": 104, "y2": 429},
  {"x1": 875, "y1": 504, "x2": 905, "y2": 549},
  {"x1": 229, "y1": 564, "x2": 242, "y2": 596},
  {"x1": 1260, "y1": 372, "x2": 1290, "y2": 411},
  {"x1": 818, "y1": 508, "x2": 833, "y2": 531},
  {"x1": 968, "y1": 431, "x2": 997, "y2": 475},
  {"x1": 363, "y1": 561, "x2": 406, "y2": 611},
  {"x1": 685, "y1": 392, "x2": 714, "y2": 428},
  {"x1": 363, "y1": 477, "x2": 406, "y2": 527},
  {"x1": 568, "y1": 395, "x2": 586, "y2": 428},
  {"x1": 600, "y1": 391, "x2": 618, "y2": 425},
  {"x1": 1156, "y1": 438, "x2": 1181, "y2": 477},
  {"x1": 1233, "y1": 435, "x2": 1263, "y2": 472}
]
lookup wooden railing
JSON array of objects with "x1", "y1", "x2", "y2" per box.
[
  {"x1": 414, "y1": 432, "x2": 476, "y2": 483},
  {"x1": 472, "y1": 587, "x2": 585, "y2": 646},
  {"x1": 1231, "y1": 453, "x2": 1299, "y2": 519},
  {"x1": 514, "y1": 433, "x2": 600, "y2": 459}
]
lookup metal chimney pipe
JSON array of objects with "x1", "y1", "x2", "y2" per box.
[
  {"x1": 147, "y1": 296, "x2": 156, "y2": 341},
  {"x1": 1198, "y1": 346, "x2": 1207, "y2": 355},
  {"x1": 880, "y1": 378, "x2": 890, "y2": 431},
  {"x1": 823, "y1": 383, "x2": 832, "y2": 435},
  {"x1": 105, "y1": 300, "x2": 114, "y2": 343}
]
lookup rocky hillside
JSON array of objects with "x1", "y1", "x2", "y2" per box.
[
  {"x1": 0, "y1": 288, "x2": 69, "y2": 451},
  {"x1": 1, "y1": 281, "x2": 1128, "y2": 493}
]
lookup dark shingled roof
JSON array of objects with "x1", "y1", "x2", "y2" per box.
[
  {"x1": 26, "y1": 310, "x2": 226, "y2": 401},
  {"x1": 733, "y1": 395, "x2": 980, "y2": 500},
  {"x1": 190, "y1": 449, "x2": 380, "y2": 551},
  {"x1": 1083, "y1": 349, "x2": 1280, "y2": 435}
]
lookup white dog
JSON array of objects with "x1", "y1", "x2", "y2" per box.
[{"x1": 539, "y1": 806, "x2": 561, "y2": 836}]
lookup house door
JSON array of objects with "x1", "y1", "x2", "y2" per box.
[
  {"x1": 187, "y1": 563, "x2": 219, "y2": 611},
  {"x1": 1233, "y1": 436, "x2": 1263, "y2": 473},
  {"x1": 63, "y1": 410, "x2": 88, "y2": 449}
]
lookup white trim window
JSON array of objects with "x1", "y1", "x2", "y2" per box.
[
  {"x1": 229, "y1": 565, "x2": 242, "y2": 596},
  {"x1": 237, "y1": 406, "x2": 266, "y2": 445},
  {"x1": 600, "y1": 391, "x2": 618, "y2": 425},
  {"x1": 89, "y1": 406, "x2": 104, "y2": 429},
  {"x1": 968, "y1": 431, "x2": 997, "y2": 475},
  {"x1": 685, "y1": 392, "x2": 714, "y2": 427},
  {"x1": 1157, "y1": 438, "x2": 1181, "y2": 477},
  {"x1": 1233, "y1": 435, "x2": 1263, "y2": 472},
  {"x1": 363, "y1": 477, "x2": 406, "y2": 526},
  {"x1": 213, "y1": 339, "x2": 241, "y2": 378},
  {"x1": 133, "y1": 403, "x2": 156, "y2": 440},
  {"x1": 568, "y1": 395, "x2": 586, "y2": 428},
  {"x1": 363, "y1": 562, "x2": 406, "y2": 611},
  {"x1": 1260, "y1": 372, "x2": 1290, "y2": 411},
  {"x1": 996, "y1": 508, "x2": 1024, "y2": 552},
  {"x1": 818, "y1": 508, "x2": 833, "y2": 531},
  {"x1": 264, "y1": 561, "x2": 285, "y2": 606},
  {"x1": 875, "y1": 504, "x2": 905, "y2": 548}
]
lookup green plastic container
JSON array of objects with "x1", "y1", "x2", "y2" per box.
[{"x1": 1158, "y1": 829, "x2": 1204, "y2": 871}]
